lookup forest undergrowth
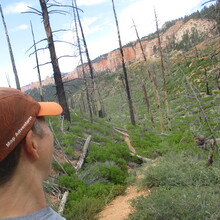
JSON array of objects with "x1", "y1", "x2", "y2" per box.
[{"x1": 42, "y1": 34, "x2": 220, "y2": 220}]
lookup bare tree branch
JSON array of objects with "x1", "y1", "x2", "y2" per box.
[
  {"x1": 53, "y1": 40, "x2": 76, "y2": 46},
  {"x1": 28, "y1": 46, "x2": 48, "y2": 57},
  {"x1": 53, "y1": 29, "x2": 71, "y2": 33},
  {"x1": 48, "y1": 3, "x2": 83, "y2": 12},
  {"x1": 33, "y1": 61, "x2": 51, "y2": 69},
  {"x1": 22, "y1": 6, "x2": 42, "y2": 15},
  {"x1": 48, "y1": 10, "x2": 69, "y2": 15},
  {"x1": 57, "y1": 55, "x2": 77, "y2": 60},
  {"x1": 26, "y1": 38, "x2": 47, "y2": 53},
  {"x1": 22, "y1": 11, "x2": 42, "y2": 16},
  {"x1": 202, "y1": 0, "x2": 215, "y2": 6}
]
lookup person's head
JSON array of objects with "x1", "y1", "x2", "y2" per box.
[{"x1": 0, "y1": 87, "x2": 63, "y2": 186}]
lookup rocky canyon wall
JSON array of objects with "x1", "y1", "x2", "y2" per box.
[{"x1": 22, "y1": 18, "x2": 217, "y2": 91}]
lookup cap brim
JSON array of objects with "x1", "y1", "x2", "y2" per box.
[{"x1": 37, "y1": 102, "x2": 63, "y2": 116}]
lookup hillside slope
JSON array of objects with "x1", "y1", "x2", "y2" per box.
[
  {"x1": 23, "y1": 17, "x2": 217, "y2": 92},
  {"x1": 67, "y1": 18, "x2": 217, "y2": 79}
]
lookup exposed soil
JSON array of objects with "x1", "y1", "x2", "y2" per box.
[
  {"x1": 124, "y1": 136, "x2": 136, "y2": 153},
  {"x1": 97, "y1": 133, "x2": 150, "y2": 220},
  {"x1": 98, "y1": 185, "x2": 148, "y2": 220}
]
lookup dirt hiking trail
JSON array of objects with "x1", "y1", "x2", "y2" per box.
[
  {"x1": 98, "y1": 185, "x2": 147, "y2": 220},
  {"x1": 98, "y1": 130, "x2": 150, "y2": 220}
]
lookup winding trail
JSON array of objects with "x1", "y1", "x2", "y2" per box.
[
  {"x1": 97, "y1": 129, "x2": 149, "y2": 220},
  {"x1": 98, "y1": 185, "x2": 147, "y2": 220}
]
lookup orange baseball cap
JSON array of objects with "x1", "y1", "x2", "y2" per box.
[{"x1": 0, "y1": 87, "x2": 63, "y2": 161}]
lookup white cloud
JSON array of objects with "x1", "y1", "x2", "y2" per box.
[
  {"x1": 0, "y1": 57, "x2": 37, "y2": 88},
  {"x1": 4, "y1": 2, "x2": 32, "y2": 14},
  {"x1": 81, "y1": 17, "x2": 102, "y2": 36},
  {"x1": 0, "y1": 49, "x2": 53, "y2": 88},
  {"x1": 10, "y1": 24, "x2": 29, "y2": 32},
  {"x1": 77, "y1": 0, "x2": 107, "y2": 6},
  {"x1": 87, "y1": 33, "x2": 118, "y2": 59}
]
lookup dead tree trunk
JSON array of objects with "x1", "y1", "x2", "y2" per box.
[
  {"x1": 39, "y1": 0, "x2": 71, "y2": 122},
  {"x1": 80, "y1": 91, "x2": 86, "y2": 113},
  {"x1": 58, "y1": 191, "x2": 69, "y2": 215},
  {"x1": 180, "y1": 67, "x2": 219, "y2": 166},
  {"x1": 142, "y1": 84, "x2": 155, "y2": 128},
  {"x1": 75, "y1": 135, "x2": 92, "y2": 172},
  {"x1": 154, "y1": 8, "x2": 171, "y2": 130},
  {"x1": 5, "y1": 72, "x2": 11, "y2": 88},
  {"x1": 73, "y1": 0, "x2": 105, "y2": 118},
  {"x1": 132, "y1": 19, "x2": 156, "y2": 128},
  {"x1": 204, "y1": 67, "x2": 210, "y2": 95},
  {"x1": 215, "y1": 1, "x2": 220, "y2": 33},
  {"x1": 216, "y1": 69, "x2": 220, "y2": 90},
  {"x1": 30, "y1": 21, "x2": 44, "y2": 101},
  {"x1": 0, "y1": 4, "x2": 20, "y2": 90},
  {"x1": 132, "y1": 18, "x2": 147, "y2": 62},
  {"x1": 72, "y1": 3, "x2": 93, "y2": 122},
  {"x1": 111, "y1": 0, "x2": 136, "y2": 126},
  {"x1": 148, "y1": 70, "x2": 165, "y2": 130}
]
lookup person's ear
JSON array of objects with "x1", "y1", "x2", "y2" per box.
[{"x1": 23, "y1": 130, "x2": 40, "y2": 161}]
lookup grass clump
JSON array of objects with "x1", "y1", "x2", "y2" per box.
[
  {"x1": 129, "y1": 152, "x2": 220, "y2": 220},
  {"x1": 64, "y1": 197, "x2": 103, "y2": 220},
  {"x1": 129, "y1": 186, "x2": 220, "y2": 220},
  {"x1": 137, "y1": 152, "x2": 220, "y2": 188}
]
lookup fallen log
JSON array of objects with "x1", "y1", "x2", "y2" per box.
[
  {"x1": 58, "y1": 191, "x2": 69, "y2": 215},
  {"x1": 113, "y1": 128, "x2": 129, "y2": 137},
  {"x1": 113, "y1": 127, "x2": 128, "y2": 132},
  {"x1": 130, "y1": 152, "x2": 152, "y2": 163},
  {"x1": 75, "y1": 135, "x2": 92, "y2": 172}
]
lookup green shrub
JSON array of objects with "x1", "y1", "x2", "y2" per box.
[
  {"x1": 61, "y1": 133, "x2": 77, "y2": 147},
  {"x1": 129, "y1": 186, "x2": 220, "y2": 220},
  {"x1": 137, "y1": 152, "x2": 220, "y2": 188},
  {"x1": 70, "y1": 126, "x2": 83, "y2": 136},
  {"x1": 78, "y1": 162, "x2": 114, "y2": 185},
  {"x1": 99, "y1": 165, "x2": 128, "y2": 184},
  {"x1": 64, "y1": 145, "x2": 75, "y2": 157},
  {"x1": 87, "y1": 182, "x2": 112, "y2": 199},
  {"x1": 57, "y1": 174, "x2": 86, "y2": 190},
  {"x1": 86, "y1": 142, "x2": 131, "y2": 164},
  {"x1": 64, "y1": 197, "x2": 103, "y2": 220},
  {"x1": 62, "y1": 162, "x2": 76, "y2": 175},
  {"x1": 52, "y1": 160, "x2": 61, "y2": 172},
  {"x1": 92, "y1": 134, "x2": 111, "y2": 143}
]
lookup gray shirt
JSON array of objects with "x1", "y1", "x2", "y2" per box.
[{"x1": 0, "y1": 207, "x2": 66, "y2": 220}]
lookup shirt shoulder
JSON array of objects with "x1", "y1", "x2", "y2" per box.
[
  {"x1": 40, "y1": 207, "x2": 66, "y2": 220},
  {"x1": 0, "y1": 207, "x2": 66, "y2": 220}
]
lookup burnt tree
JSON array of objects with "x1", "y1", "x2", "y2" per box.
[
  {"x1": 142, "y1": 84, "x2": 155, "y2": 128},
  {"x1": 132, "y1": 18, "x2": 147, "y2": 62},
  {"x1": 154, "y1": 8, "x2": 171, "y2": 130},
  {"x1": 73, "y1": 0, "x2": 105, "y2": 118},
  {"x1": 111, "y1": 0, "x2": 136, "y2": 126},
  {"x1": 30, "y1": 21, "x2": 44, "y2": 101},
  {"x1": 72, "y1": 1, "x2": 93, "y2": 122},
  {"x1": 148, "y1": 70, "x2": 165, "y2": 130},
  {"x1": 39, "y1": 0, "x2": 70, "y2": 121},
  {"x1": 0, "y1": 4, "x2": 20, "y2": 90}
]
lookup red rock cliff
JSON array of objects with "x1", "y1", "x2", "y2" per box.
[
  {"x1": 73, "y1": 18, "x2": 216, "y2": 75},
  {"x1": 22, "y1": 18, "x2": 217, "y2": 91}
]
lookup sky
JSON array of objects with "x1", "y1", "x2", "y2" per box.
[{"x1": 0, "y1": 0, "x2": 214, "y2": 88}]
